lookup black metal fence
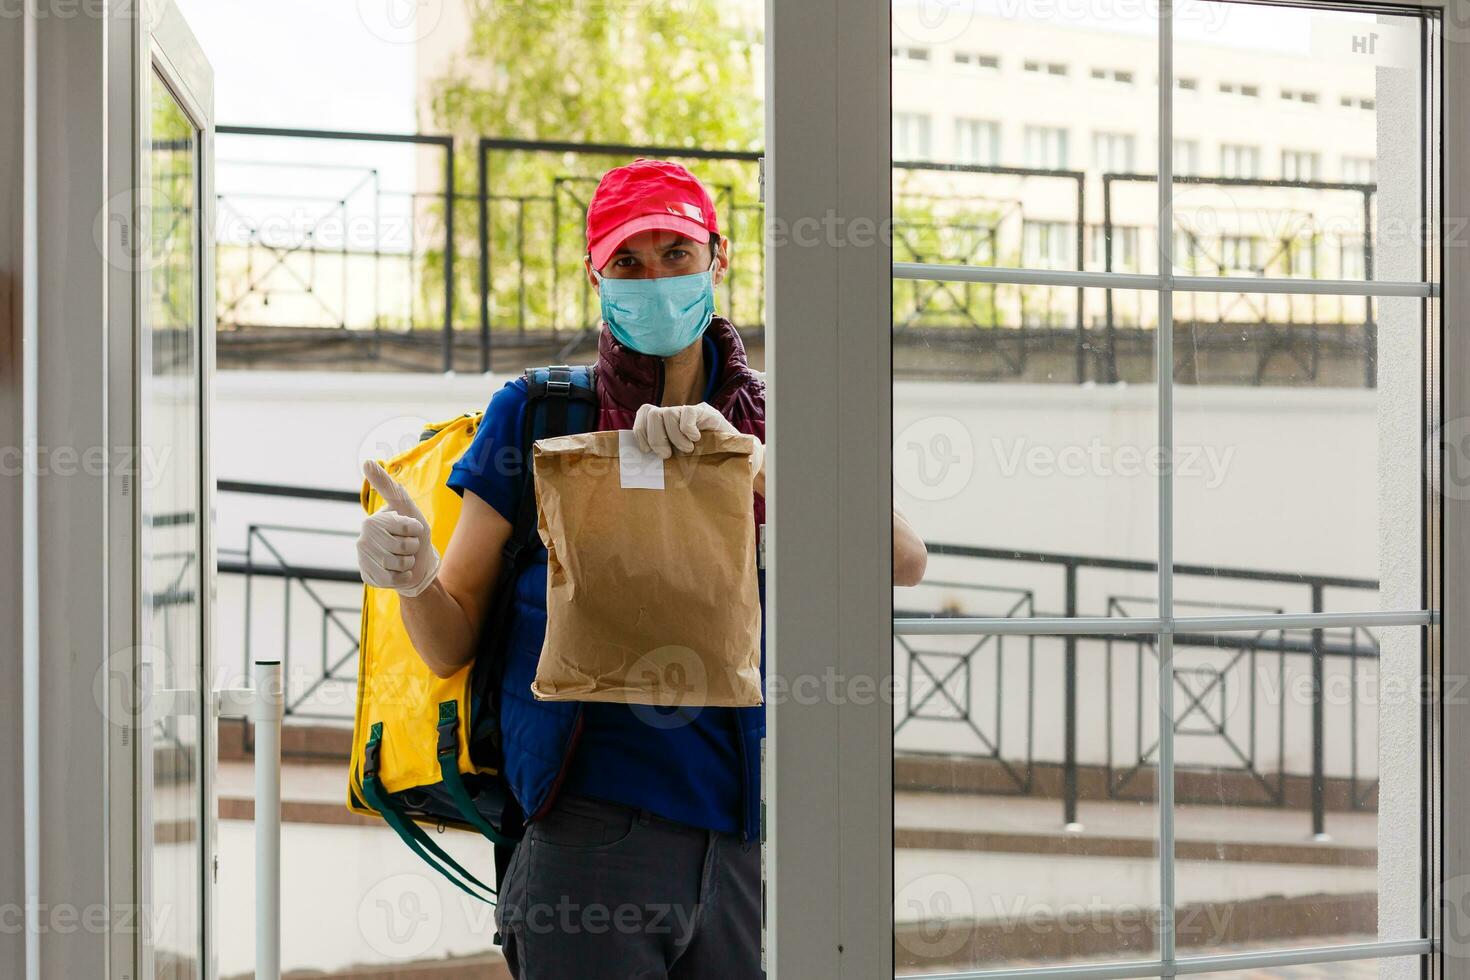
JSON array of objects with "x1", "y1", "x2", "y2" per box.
[
  {"x1": 893, "y1": 543, "x2": 1391, "y2": 839},
  {"x1": 214, "y1": 127, "x2": 1385, "y2": 385},
  {"x1": 216, "y1": 480, "x2": 1394, "y2": 837},
  {"x1": 475, "y1": 138, "x2": 764, "y2": 370}
]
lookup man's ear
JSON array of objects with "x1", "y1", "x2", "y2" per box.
[
  {"x1": 585, "y1": 253, "x2": 599, "y2": 290},
  {"x1": 712, "y1": 235, "x2": 731, "y2": 286}
]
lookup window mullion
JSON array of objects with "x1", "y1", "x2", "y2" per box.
[{"x1": 1156, "y1": 0, "x2": 1178, "y2": 971}]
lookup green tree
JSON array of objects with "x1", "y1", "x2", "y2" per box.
[{"x1": 422, "y1": 0, "x2": 764, "y2": 342}]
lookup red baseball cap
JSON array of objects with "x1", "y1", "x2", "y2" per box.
[{"x1": 586, "y1": 159, "x2": 719, "y2": 271}]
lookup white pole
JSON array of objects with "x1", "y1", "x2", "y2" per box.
[{"x1": 252, "y1": 660, "x2": 283, "y2": 980}]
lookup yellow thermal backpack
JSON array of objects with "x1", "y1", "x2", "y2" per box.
[{"x1": 347, "y1": 365, "x2": 598, "y2": 905}]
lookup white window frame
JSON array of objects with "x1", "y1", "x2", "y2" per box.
[
  {"x1": 1282, "y1": 147, "x2": 1323, "y2": 181},
  {"x1": 1220, "y1": 141, "x2": 1261, "y2": 178},
  {"x1": 953, "y1": 51, "x2": 1001, "y2": 72},
  {"x1": 1173, "y1": 138, "x2": 1199, "y2": 175},
  {"x1": 893, "y1": 110, "x2": 932, "y2": 161},
  {"x1": 1092, "y1": 130, "x2": 1137, "y2": 172},
  {"x1": 1022, "y1": 219, "x2": 1076, "y2": 269},
  {"x1": 1343, "y1": 154, "x2": 1377, "y2": 183},
  {"x1": 953, "y1": 117, "x2": 1001, "y2": 166},
  {"x1": 768, "y1": 0, "x2": 1459, "y2": 977},
  {"x1": 1024, "y1": 124, "x2": 1070, "y2": 169}
]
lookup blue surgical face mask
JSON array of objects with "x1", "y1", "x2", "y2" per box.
[{"x1": 592, "y1": 255, "x2": 717, "y2": 357}]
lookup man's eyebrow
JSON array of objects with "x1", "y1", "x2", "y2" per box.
[{"x1": 613, "y1": 235, "x2": 695, "y2": 255}]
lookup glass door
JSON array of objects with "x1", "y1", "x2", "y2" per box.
[
  {"x1": 888, "y1": 1, "x2": 1440, "y2": 977},
  {"x1": 134, "y1": 3, "x2": 215, "y2": 977},
  {"x1": 142, "y1": 68, "x2": 204, "y2": 979}
]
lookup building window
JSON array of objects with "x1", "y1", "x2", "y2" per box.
[
  {"x1": 1340, "y1": 94, "x2": 1376, "y2": 110},
  {"x1": 1092, "y1": 131, "x2": 1136, "y2": 173},
  {"x1": 1220, "y1": 143, "x2": 1261, "y2": 179},
  {"x1": 953, "y1": 118, "x2": 1000, "y2": 166},
  {"x1": 1342, "y1": 155, "x2": 1377, "y2": 183},
  {"x1": 1173, "y1": 139, "x2": 1199, "y2": 176},
  {"x1": 1024, "y1": 126, "x2": 1069, "y2": 169},
  {"x1": 1090, "y1": 67, "x2": 1135, "y2": 86},
  {"x1": 1024, "y1": 59, "x2": 1069, "y2": 78},
  {"x1": 1022, "y1": 220, "x2": 1075, "y2": 269},
  {"x1": 1281, "y1": 149, "x2": 1321, "y2": 181},
  {"x1": 1176, "y1": 76, "x2": 1198, "y2": 92},
  {"x1": 892, "y1": 46, "x2": 930, "y2": 63},
  {"x1": 1090, "y1": 225, "x2": 1139, "y2": 271},
  {"x1": 953, "y1": 51, "x2": 999, "y2": 71},
  {"x1": 1220, "y1": 234, "x2": 1260, "y2": 272},
  {"x1": 893, "y1": 112, "x2": 932, "y2": 160},
  {"x1": 1281, "y1": 88, "x2": 1320, "y2": 105},
  {"x1": 1219, "y1": 80, "x2": 1260, "y2": 98}
]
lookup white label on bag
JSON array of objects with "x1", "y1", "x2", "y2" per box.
[{"x1": 618, "y1": 430, "x2": 666, "y2": 490}]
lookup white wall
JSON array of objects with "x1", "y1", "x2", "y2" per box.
[{"x1": 216, "y1": 371, "x2": 1415, "y2": 781}]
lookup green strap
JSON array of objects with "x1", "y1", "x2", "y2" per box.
[
  {"x1": 436, "y1": 701, "x2": 518, "y2": 847},
  {"x1": 361, "y1": 724, "x2": 496, "y2": 902},
  {"x1": 361, "y1": 774, "x2": 497, "y2": 903}
]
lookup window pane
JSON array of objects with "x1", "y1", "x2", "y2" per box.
[
  {"x1": 1172, "y1": 2, "x2": 1433, "y2": 282},
  {"x1": 891, "y1": 287, "x2": 1160, "y2": 969},
  {"x1": 894, "y1": 288, "x2": 1157, "y2": 618},
  {"x1": 1170, "y1": 291, "x2": 1426, "y2": 615},
  {"x1": 894, "y1": 632, "x2": 1160, "y2": 974},
  {"x1": 144, "y1": 72, "x2": 203, "y2": 978},
  {"x1": 1180, "y1": 957, "x2": 1422, "y2": 979},
  {"x1": 1173, "y1": 625, "x2": 1424, "y2": 955},
  {"x1": 892, "y1": 0, "x2": 1158, "y2": 273}
]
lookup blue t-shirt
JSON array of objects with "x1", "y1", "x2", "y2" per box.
[{"x1": 445, "y1": 338, "x2": 745, "y2": 833}]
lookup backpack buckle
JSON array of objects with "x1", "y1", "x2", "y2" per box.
[
  {"x1": 545, "y1": 364, "x2": 572, "y2": 396},
  {"x1": 437, "y1": 701, "x2": 460, "y2": 757}
]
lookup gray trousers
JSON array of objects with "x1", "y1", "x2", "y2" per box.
[{"x1": 495, "y1": 792, "x2": 764, "y2": 980}]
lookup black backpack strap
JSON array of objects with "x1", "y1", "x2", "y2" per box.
[
  {"x1": 500, "y1": 364, "x2": 597, "y2": 574},
  {"x1": 469, "y1": 367, "x2": 596, "y2": 743},
  {"x1": 483, "y1": 363, "x2": 596, "y2": 933}
]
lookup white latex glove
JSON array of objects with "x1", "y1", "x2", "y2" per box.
[
  {"x1": 632, "y1": 402, "x2": 764, "y2": 477},
  {"x1": 357, "y1": 460, "x2": 440, "y2": 597}
]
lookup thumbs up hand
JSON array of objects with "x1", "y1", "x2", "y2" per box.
[{"x1": 356, "y1": 460, "x2": 441, "y2": 597}]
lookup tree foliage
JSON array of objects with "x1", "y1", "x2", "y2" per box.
[{"x1": 422, "y1": 0, "x2": 764, "y2": 336}]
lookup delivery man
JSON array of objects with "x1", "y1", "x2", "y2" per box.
[{"x1": 356, "y1": 159, "x2": 928, "y2": 979}]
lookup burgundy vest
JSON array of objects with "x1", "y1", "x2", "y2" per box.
[{"x1": 595, "y1": 316, "x2": 766, "y2": 525}]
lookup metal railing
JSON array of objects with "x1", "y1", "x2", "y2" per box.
[
  {"x1": 217, "y1": 480, "x2": 362, "y2": 723},
  {"x1": 1102, "y1": 172, "x2": 1381, "y2": 388},
  {"x1": 213, "y1": 128, "x2": 1384, "y2": 385},
  {"x1": 475, "y1": 138, "x2": 765, "y2": 370},
  {"x1": 215, "y1": 126, "x2": 459, "y2": 370},
  {"x1": 895, "y1": 543, "x2": 1388, "y2": 838},
  {"x1": 217, "y1": 481, "x2": 1392, "y2": 838}
]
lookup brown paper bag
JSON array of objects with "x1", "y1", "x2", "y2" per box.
[{"x1": 529, "y1": 429, "x2": 763, "y2": 707}]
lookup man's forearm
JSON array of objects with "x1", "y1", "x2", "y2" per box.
[{"x1": 399, "y1": 578, "x2": 479, "y2": 678}]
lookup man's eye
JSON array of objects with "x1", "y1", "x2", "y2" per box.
[
  {"x1": 613, "y1": 256, "x2": 638, "y2": 268},
  {"x1": 665, "y1": 249, "x2": 690, "y2": 261}
]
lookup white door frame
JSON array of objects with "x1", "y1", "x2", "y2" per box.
[
  {"x1": 113, "y1": 3, "x2": 217, "y2": 978},
  {"x1": 764, "y1": 0, "x2": 894, "y2": 976},
  {"x1": 767, "y1": 0, "x2": 1464, "y2": 977},
  {"x1": 3, "y1": 2, "x2": 213, "y2": 978},
  {"x1": 9, "y1": 5, "x2": 121, "y2": 977}
]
